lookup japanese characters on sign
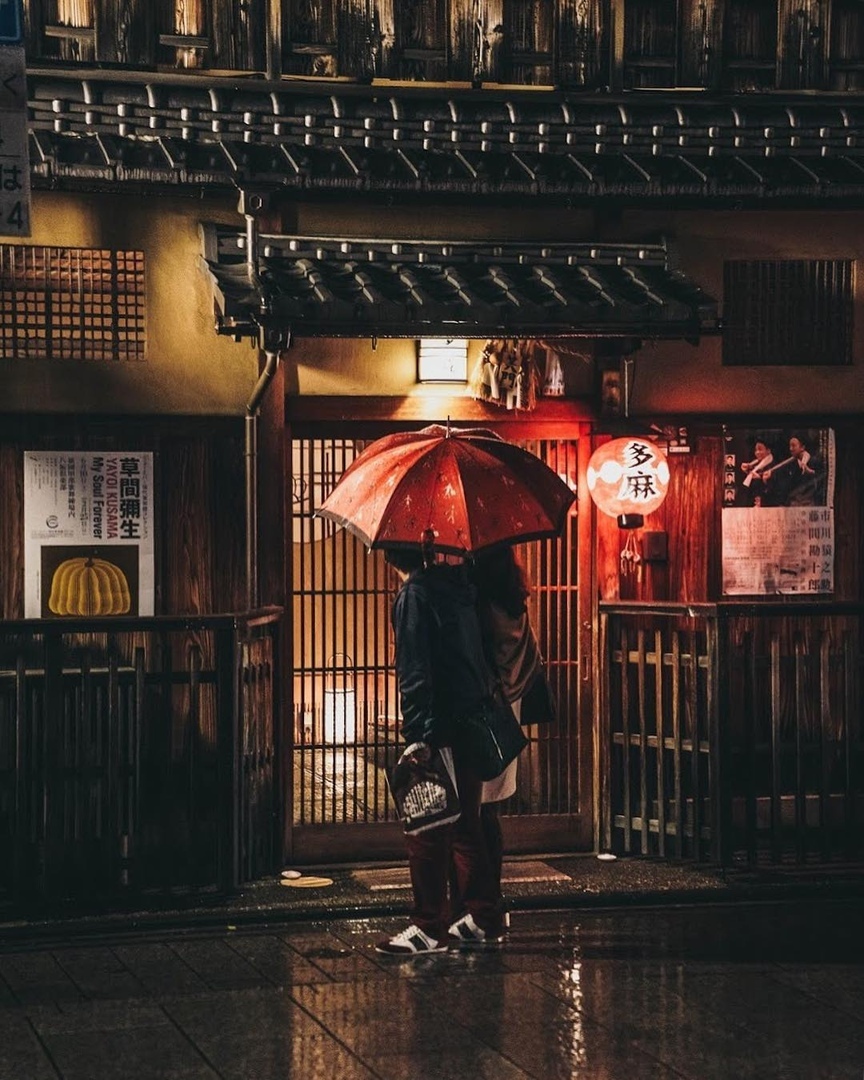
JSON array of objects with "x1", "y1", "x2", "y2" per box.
[
  {"x1": 721, "y1": 427, "x2": 835, "y2": 596},
  {"x1": 0, "y1": 34, "x2": 30, "y2": 237},
  {"x1": 23, "y1": 452, "x2": 155, "y2": 617},
  {"x1": 586, "y1": 436, "x2": 670, "y2": 520}
]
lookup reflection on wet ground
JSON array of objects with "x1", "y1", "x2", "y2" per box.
[{"x1": 0, "y1": 900, "x2": 862, "y2": 1079}]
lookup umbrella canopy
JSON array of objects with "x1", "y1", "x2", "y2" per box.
[{"x1": 316, "y1": 424, "x2": 576, "y2": 556}]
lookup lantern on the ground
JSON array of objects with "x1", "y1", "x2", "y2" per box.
[
  {"x1": 324, "y1": 654, "x2": 356, "y2": 744},
  {"x1": 586, "y1": 437, "x2": 670, "y2": 529}
]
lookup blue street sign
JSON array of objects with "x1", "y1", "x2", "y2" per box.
[{"x1": 0, "y1": 0, "x2": 23, "y2": 45}]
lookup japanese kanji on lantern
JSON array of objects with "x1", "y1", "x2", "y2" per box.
[{"x1": 586, "y1": 437, "x2": 670, "y2": 529}]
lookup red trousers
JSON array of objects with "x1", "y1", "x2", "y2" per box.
[{"x1": 404, "y1": 752, "x2": 504, "y2": 941}]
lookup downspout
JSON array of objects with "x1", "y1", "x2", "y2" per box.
[
  {"x1": 246, "y1": 349, "x2": 282, "y2": 611},
  {"x1": 240, "y1": 189, "x2": 288, "y2": 612}
]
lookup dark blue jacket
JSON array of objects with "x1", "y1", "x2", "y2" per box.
[{"x1": 392, "y1": 563, "x2": 491, "y2": 746}]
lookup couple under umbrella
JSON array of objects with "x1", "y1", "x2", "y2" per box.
[{"x1": 317, "y1": 424, "x2": 573, "y2": 954}]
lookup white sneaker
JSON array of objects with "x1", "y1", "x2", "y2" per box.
[
  {"x1": 448, "y1": 912, "x2": 505, "y2": 945},
  {"x1": 375, "y1": 924, "x2": 449, "y2": 955}
]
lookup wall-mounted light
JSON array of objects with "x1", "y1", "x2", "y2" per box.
[
  {"x1": 587, "y1": 436, "x2": 670, "y2": 577},
  {"x1": 586, "y1": 437, "x2": 670, "y2": 529},
  {"x1": 417, "y1": 338, "x2": 469, "y2": 383}
]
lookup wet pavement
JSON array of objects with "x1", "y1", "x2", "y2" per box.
[
  {"x1": 5, "y1": 853, "x2": 864, "y2": 943},
  {"x1": 1, "y1": 897, "x2": 862, "y2": 1079}
]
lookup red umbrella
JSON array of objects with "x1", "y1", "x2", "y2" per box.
[{"x1": 316, "y1": 423, "x2": 575, "y2": 556}]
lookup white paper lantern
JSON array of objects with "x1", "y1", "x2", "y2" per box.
[{"x1": 586, "y1": 437, "x2": 670, "y2": 528}]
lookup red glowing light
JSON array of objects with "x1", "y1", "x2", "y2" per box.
[{"x1": 586, "y1": 437, "x2": 670, "y2": 524}]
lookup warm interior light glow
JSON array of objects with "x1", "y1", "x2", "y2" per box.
[
  {"x1": 417, "y1": 339, "x2": 469, "y2": 382},
  {"x1": 324, "y1": 687, "x2": 356, "y2": 744},
  {"x1": 587, "y1": 437, "x2": 670, "y2": 527}
]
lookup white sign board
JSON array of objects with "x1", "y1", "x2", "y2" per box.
[
  {"x1": 24, "y1": 452, "x2": 155, "y2": 618},
  {"x1": 0, "y1": 44, "x2": 30, "y2": 236},
  {"x1": 722, "y1": 506, "x2": 834, "y2": 596}
]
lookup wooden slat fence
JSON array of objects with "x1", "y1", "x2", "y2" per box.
[
  {"x1": 0, "y1": 610, "x2": 282, "y2": 909},
  {"x1": 601, "y1": 602, "x2": 864, "y2": 868}
]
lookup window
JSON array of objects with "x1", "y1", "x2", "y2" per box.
[
  {"x1": 623, "y1": 0, "x2": 678, "y2": 88},
  {"x1": 829, "y1": 0, "x2": 864, "y2": 90},
  {"x1": 0, "y1": 246, "x2": 145, "y2": 361},
  {"x1": 723, "y1": 260, "x2": 854, "y2": 366},
  {"x1": 722, "y1": 0, "x2": 777, "y2": 91}
]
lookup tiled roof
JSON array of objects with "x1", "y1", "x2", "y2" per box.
[
  {"x1": 201, "y1": 229, "x2": 720, "y2": 340},
  {"x1": 27, "y1": 70, "x2": 864, "y2": 199}
]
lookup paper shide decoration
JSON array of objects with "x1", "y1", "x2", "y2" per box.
[{"x1": 469, "y1": 339, "x2": 566, "y2": 410}]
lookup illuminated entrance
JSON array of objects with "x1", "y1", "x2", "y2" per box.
[{"x1": 288, "y1": 430, "x2": 588, "y2": 863}]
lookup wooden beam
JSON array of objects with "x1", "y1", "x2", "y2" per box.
[{"x1": 285, "y1": 394, "x2": 596, "y2": 428}]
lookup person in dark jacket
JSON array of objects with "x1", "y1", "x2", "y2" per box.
[
  {"x1": 376, "y1": 546, "x2": 506, "y2": 955},
  {"x1": 450, "y1": 546, "x2": 553, "y2": 930},
  {"x1": 762, "y1": 433, "x2": 824, "y2": 506}
]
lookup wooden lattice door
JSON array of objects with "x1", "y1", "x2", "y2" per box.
[{"x1": 288, "y1": 428, "x2": 591, "y2": 863}]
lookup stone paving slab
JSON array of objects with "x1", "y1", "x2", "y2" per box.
[{"x1": 0, "y1": 901, "x2": 862, "y2": 1080}]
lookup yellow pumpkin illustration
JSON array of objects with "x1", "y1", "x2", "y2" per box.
[{"x1": 48, "y1": 556, "x2": 132, "y2": 616}]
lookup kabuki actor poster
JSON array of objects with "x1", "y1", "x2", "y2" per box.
[
  {"x1": 721, "y1": 428, "x2": 835, "y2": 596},
  {"x1": 24, "y1": 452, "x2": 154, "y2": 618}
]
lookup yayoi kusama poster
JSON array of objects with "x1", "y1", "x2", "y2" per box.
[{"x1": 23, "y1": 452, "x2": 154, "y2": 618}]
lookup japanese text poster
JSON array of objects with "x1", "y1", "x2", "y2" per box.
[
  {"x1": 721, "y1": 428, "x2": 835, "y2": 596},
  {"x1": 24, "y1": 452, "x2": 154, "y2": 617}
]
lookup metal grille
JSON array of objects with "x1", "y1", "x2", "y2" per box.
[
  {"x1": 723, "y1": 259, "x2": 854, "y2": 366},
  {"x1": 290, "y1": 435, "x2": 580, "y2": 832},
  {"x1": 0, "y1": 245, "x2": 145, "y2": 361}
]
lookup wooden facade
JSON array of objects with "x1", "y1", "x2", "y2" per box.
[
  {"x1": 0, "y1": 416, "x2": 248, "y2": 620},
  {"x1": 0, "y1": 1, "x2": 863, "y2": 906},
  {"x1": 600, "y1": 600, "x2": 862, "y2": 866},
  {"x1": 24, "y1": 1, "x2": 864, "y2": 91},
  {"x1": 0, "y1": 610, "x2": 281, "y2": 903}
]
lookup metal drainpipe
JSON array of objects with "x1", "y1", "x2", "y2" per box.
[
  {"x1": 241, "y1": 197, "x2": 285, "y2": 612},
  {"x1": 246, "y1": 350, "x2": 281, "y2": 611}
]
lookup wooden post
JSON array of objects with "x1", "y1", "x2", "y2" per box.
[
  {"x1": 710, "y1": 610, "x2": 731, "y2": 866},
  {"x1": 42, "y1": 628, "x2": 63, "y2": 899},
  {"x1": 265, "y1": 0, "x2": 282, "y2": 79},
  {"x1": 216, "y1": 625, "x2": 240, "y2": 892},
  {"x1": 93, "y1": 0, "x2": 155, "y2": 66}
]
